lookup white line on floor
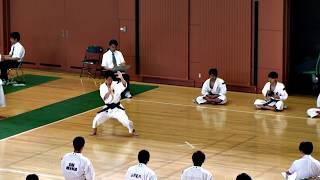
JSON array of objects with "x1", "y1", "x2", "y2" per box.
[
  {"x1": 131, "y1": 99, "x2": 309, "y2": 120},
  {"x1": 0, "y1": 168, "x2": 64, "y2": 179}
]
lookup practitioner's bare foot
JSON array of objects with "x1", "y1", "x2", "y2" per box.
[
  {"x1": 90, "y1": 128, "x2": 97, "y2": 136},
  {"x1": 131, "y1": 129, "x2": 138, "y2": 136}
]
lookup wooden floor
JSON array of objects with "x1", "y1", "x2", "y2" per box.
[{"x1": 0, "y1": 69, "x2": 319, "y2": 180}]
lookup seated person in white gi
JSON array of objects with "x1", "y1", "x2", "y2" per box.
[
  {"x1": 236, "y1": 173, "x2": 252, "y2": 180},
  {"x1": 194, "y1": 68, "x2": 227, "y2": 105},
  {"x1": 285, "y1": 141, "x2": 320, "y2": 179},
  {"x1": 0, "y1": 32, "x2": 25, "y2": 84},
  {"x1": 125, "y1": 150, "x2": 157, "y2": 180},
  {"x1": 181, "y1": 151, "x2": 213, "y2": 180},
  {"x1": 101, "y1": 39, "x2": 132, "y2": 98},
  {"x1": 91, "y1": 70, "x2": 136, "y2": 136},
  {"x1": 307, "y1": 93, "x2": 320, "y2": 118},
  {"x1": 254, "y1": 71, "x2": 288, "y2": 111},
  {"x1": 61, "y1": 136, "x2": 95, "y2": 180}
]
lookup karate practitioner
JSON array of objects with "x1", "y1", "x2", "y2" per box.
[
  {"x1": 285, "y1": 141, "x2": 320, "y2": 179},
  {"x1": 61, "y1": 136, "x2": 95, "y2": 180},
  {"x1": 194, "y1": 68, "x2": 227, "y2": 105},
  {"x1": 125, "y1": 150, "x2": 157, "y2": 180},
  {"x1": 181, "y1": 151, "x2": 213, "y2": 180},
  {"x1": 91, "y1": 70, "x2": 136, "y2": 135},
  {"x1": 254, "y1": 71, "x2": 288, "y2": 111},
  {"x1": 307, "y1": 94, "x2": 320, "y2": 118}
]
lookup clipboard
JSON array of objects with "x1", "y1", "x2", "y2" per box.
[{"x1": 112, "y1": 65, "x2": 130, "y2": 72}]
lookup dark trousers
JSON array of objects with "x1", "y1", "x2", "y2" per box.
[{"x1": 0, "y1": 60, "x2": 19, "y2": 80}]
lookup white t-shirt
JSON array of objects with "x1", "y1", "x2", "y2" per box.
[
  {"x1": 201, "y1": 78, "x2": 227, "y2": 96},
  {"x1": 181, "y1": 166, "x2": 213, "y2": 180},
  {"x1": 101, "y1": 50, "x2": 125, "y2": 69},
  {"x1": 125, "y1": 163, "x2": 157, "y2": 180},
  {"x1": 288, "y1": 155, "x2": 320, "y2": 179},
  {"x1": 61, "y1": 152, "x2": 95, "y2": 180},
  {"x1": 9, "y1": 42, "x2": 25, "y2": 62},
  {"x1": 100, "y1": 81, "x2": 126, "y2": 104}
]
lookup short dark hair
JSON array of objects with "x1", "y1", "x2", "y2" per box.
[
  {"x1": 26, "y1": 174, "x2": 39, "y2": 180},
  {"x1": 268, "y1": 71, "x2": 278, "y2": 79},
  {"x1": 299, "y1": 141, "x2": 313, "y2": 155},
  {"x1": 192, "y1": 151, "x2": 206, "y2": 166},
  {"x1": 209, "y1": 68, "x2": 218, "y2": 77},
  {"x1": 109, "y1": 39, "x2": 118, "y2": 46},
  {"x1": 236, "y1": 173, "x2": 252, "y2": 180},
  {"x1": 104, "y1": 70, "x2": 115, "y2": 80},
  {"x1": 10, "y1": 32, "x2": 21, "y2": 42},
  {"x1": 73, "y1": 136, "x2": 85, "y2": 151},
  {"x1": 138, "y1": 150, "x2": 150, "y2": 164}
]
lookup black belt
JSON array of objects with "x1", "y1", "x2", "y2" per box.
[
  {"x1": 97, "y1": 102, "x2": 125, "y2": 113},
  {"x1": 263, "y1": 98, "x2": 279, "y2": 106}
]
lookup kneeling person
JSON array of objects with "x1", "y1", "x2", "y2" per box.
[
  {"x1": 254, "y1": 71, "x2": 288, "y2": 111},
  {"x1": 92, "y1": 70, "x2": 136, "y2": 135},
  {"x1": 195, "y1": 68, "x2": 227, "y2": 105}
]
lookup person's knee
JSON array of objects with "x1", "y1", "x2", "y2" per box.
[{"x1": 275, "y1": 101, "x2": 284, "y2": 111}]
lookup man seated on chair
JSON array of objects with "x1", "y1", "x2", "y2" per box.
[
  {"x1": 101, "y1": 39, "x2": 132, "y2": 98},
  {"x1": 194, "y1": 68, "x2": 227, "y2": 105},
  {"x1": 254, "y1": 71, "x2": 288, "y2": 112},
  {"x1": 0, "y1": 32, "x2": 25, "y2": 84}
]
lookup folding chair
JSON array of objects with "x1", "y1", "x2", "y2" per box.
[
  {"x1": 80, "y1": 45, "x2": 104, "y2": 78},
  {"x1": 8, "y1": 61, "x2": 25, "y2": 84}
]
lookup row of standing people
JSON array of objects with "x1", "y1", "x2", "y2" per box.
[
  {"x1": 59, "y1": 136, "x2": 253, "y2": 180},
  {"x1": 58, "y1": 137, "x2": 320, "y2": 179}
]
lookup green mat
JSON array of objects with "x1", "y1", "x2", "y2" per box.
[
  {"x1": 4, "y1": 74, "x2": 60, "y2": 94},
  {"x1": 0, "y1": 84, "x2": 158, "y2": 140}
]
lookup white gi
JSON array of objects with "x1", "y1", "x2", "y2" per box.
[
  {"x1": 92, "y1": 81, "x2": 134, "y2": 133},
  {"x1": 61, "y1": 152, "x2": 95, "y2": 180},
  {"x1": 125, "y1": 163, "x2": 157, "y2": 180},
  {"x1": 195, "y1": 78, "x2": 227, "y2": 105},
  {"x1": 287, "y1": 155, "x2": 320, "y2": 179},
  {"x1": 254, "y1": 82, "x2": 288, "y2": 111},
  {"x1": 0, "y1": 79, "x2": 5, "y2": 107},
  {"x1": 181, "y1": 166, "x2": 213, "y2": 180},
  {"x1": 307, "y1": 94, "x2": 320, "y2": 118}
]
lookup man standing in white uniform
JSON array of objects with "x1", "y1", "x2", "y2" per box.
[
  {"x1": 0, "y1": 32, "x2": 25, "y2": 83},
  {"x1": 181, "y1": 151, "x2": 213, "y2": 180},
  {"x1": 254, "y1": 71, "x2": 288, "y2": 111},
  {"x1": 101, "y1": 39, "x2": 132, "y2": 98},
  {"x1": 194, "y1": 68, "x2": 227, "y2": 105},
  {"x1": 91, "y1": 70, "x2": 136, "y2": 135},
  {"x1": 61, "y1": 136, "x2": 95, "y2": 180},
  {"x1": 307, "y1": 94, "x2": 320, "y2": 118},
  {"x1": 125, "y1": 150, "x2": 157, "y2": 180},
  {"x1": 286, "y1": 141, "x2": 320, "y2": 179}
]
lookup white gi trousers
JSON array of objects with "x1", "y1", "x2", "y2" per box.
[
  {"x1": 196, "y1": 95, "x2": 227, "y2": 105},
  {"x1": 92, "y1": 106, "x2": 134, "y2": 133},
  {"x1": 307, "y1": 108, "x2": 320, "y2": 118},
  {"x1": 254, "y1": 99, "x2": 284, "y2": 111}
]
